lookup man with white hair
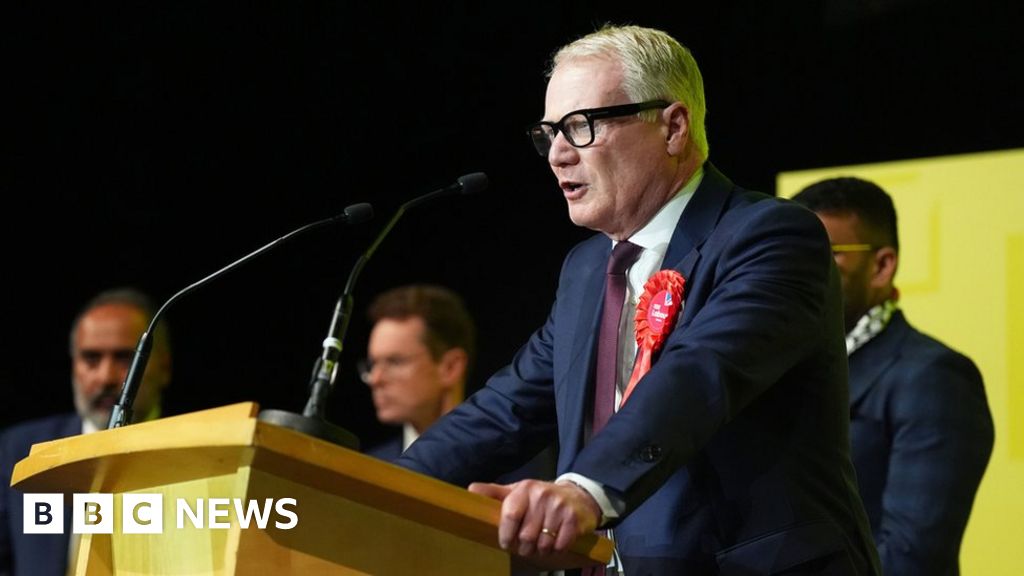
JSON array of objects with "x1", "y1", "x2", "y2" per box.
[{"x1": 397, "y1": 25, "x2": 879, "y2": 574}]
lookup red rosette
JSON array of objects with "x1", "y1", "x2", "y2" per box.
[{"x1": 620, "y1": 269, "x2": 686, "y2": 407}]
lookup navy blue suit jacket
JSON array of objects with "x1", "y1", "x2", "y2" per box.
[
  {"x1": 366, "y1": 433, "x2": 557, "y2": 484},
  {"x1": 398, "y1": 165, "x2": 879, "y2": 574},
  {"x1": 0, "y1": 413, "x2": 80, "y2": 576},
  {"x1": 849, "y1": 310, "x2": 993, "y2": 575}
]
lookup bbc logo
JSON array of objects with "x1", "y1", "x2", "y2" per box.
[
  {"x1": 23, "y1": 494, "x2": 298, "y2": 534},
  {"x1": 24, "y1": 494, "x2": 162, "y2": 535}
]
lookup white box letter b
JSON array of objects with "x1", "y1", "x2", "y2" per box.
[{"x1": 23, "y1": 494, "x2": 63, "y2": 534}]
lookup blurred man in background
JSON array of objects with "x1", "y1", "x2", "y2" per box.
[
  {"x1": 794, "y1": 177, "x2": 993, "y2": 575},
  {"x1": 362, "y1": 284, "x2": 553, "y2": 482},
  {"x1": 0, "y1": 287, "x2": 172, "y2": 576}
]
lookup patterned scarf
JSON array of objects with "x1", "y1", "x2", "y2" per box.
[{"x1": 846, "y1": 298, "x2": 898, "y2": 355}]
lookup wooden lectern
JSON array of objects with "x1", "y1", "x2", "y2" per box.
[{"x1": 11, "y1": 403, "x2": 612, "y2": 575}]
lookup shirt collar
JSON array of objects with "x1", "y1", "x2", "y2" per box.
[
  {"x1": 402, "y1": 423, "x2": 419, "y2": 452},
  {"x1": 82, "y1": 418, "x2": 98, "y2": 435},
  {"x1": 624, "y1": 166, "x2": 703, "y2": 251}
]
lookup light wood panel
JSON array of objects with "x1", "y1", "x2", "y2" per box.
[{"x1": 12, "y1": 402, "x2": 612, "y2": 574}]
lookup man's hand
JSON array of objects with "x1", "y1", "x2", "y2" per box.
[{"x1": 468, "y1": 479, "x2": 601, "y2": 557}]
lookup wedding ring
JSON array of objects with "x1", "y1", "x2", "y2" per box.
[{"x1": 540, "y1": 527, "x2": 558, "y2": 538}]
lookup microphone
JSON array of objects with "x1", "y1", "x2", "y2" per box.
[
  {"x1": 403, "y1": 171, "x2": 488, "y2": 209},
  {"x1": 258, "y1": 172, "x2": 488, "y2": 446},
  {"x1": 107, "y1": 202, "x2": 375, "y2": 430}
]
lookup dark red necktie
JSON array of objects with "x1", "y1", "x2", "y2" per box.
[
  {"x1": 591, "y1": 240, "x2": 643, "y2": 438},
  {"x1": 585, "y1": 241, "x2": 641, "y2": 576}
]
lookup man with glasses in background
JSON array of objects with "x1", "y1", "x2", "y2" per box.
[
  {"x1": 793, "y1": 177, "x2": 993, "y2": 576},
  {"x1": 396, "y1": 25, "x2": 879, "y2": 574},
  {"x1": 361, "y1": 284, "x2": 553, "y2": 483}
]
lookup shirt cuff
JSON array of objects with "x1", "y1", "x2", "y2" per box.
[{"x1": 556, "y1": 472, "x2": 624, "y2": 526}]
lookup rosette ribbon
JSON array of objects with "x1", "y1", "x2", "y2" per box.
[{"x1": 620, "y1": 269, "x2": 686, "y2": 407}]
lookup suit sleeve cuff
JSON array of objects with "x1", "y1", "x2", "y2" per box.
[{"x1": 556, "y1": 472, "x2": 624, "y2": 526}]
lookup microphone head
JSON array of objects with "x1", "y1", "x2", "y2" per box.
[
  {"x1": 343, "y1": 202, "x2": 374, "y2": 224},
  {"x1": 455, "y1": 172, "x2": 488, "y2": 195}
]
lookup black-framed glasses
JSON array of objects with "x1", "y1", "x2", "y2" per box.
[
  {"x1": 526, "y1": 100, "x2": 670, "y2": 157},
  {"x1": 357, "y1": 352, "x2": 430, "y2": 384}
]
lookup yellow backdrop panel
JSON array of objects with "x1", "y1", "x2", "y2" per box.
[{"x1": 778, "y1": 148, "x2": 1024, "y2": 575}]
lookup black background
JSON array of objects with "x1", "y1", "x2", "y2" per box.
[{"x1": 3, "y1": 1, "x2": 1021, "y2": 448}]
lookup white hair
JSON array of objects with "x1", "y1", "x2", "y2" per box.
[{"x1": 550, "y1": 25, "x2": 709, "y2": 160}]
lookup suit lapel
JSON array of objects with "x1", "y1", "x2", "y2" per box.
[
  {"x1": 561, "y1": 243, "x2": 610, "y2": 457},
  {"x1": 568, "y1": 245, "x2": 611, "y2": 372},
  {"x1": 663, "y1": 163, "x2": 733, "y2": 277},
  {"x1": 62, "y1": 414, "x2": 83, "y2": 438},
  {"x1": 848, "y1": 311, "x2": 910, "y2": 407}
]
